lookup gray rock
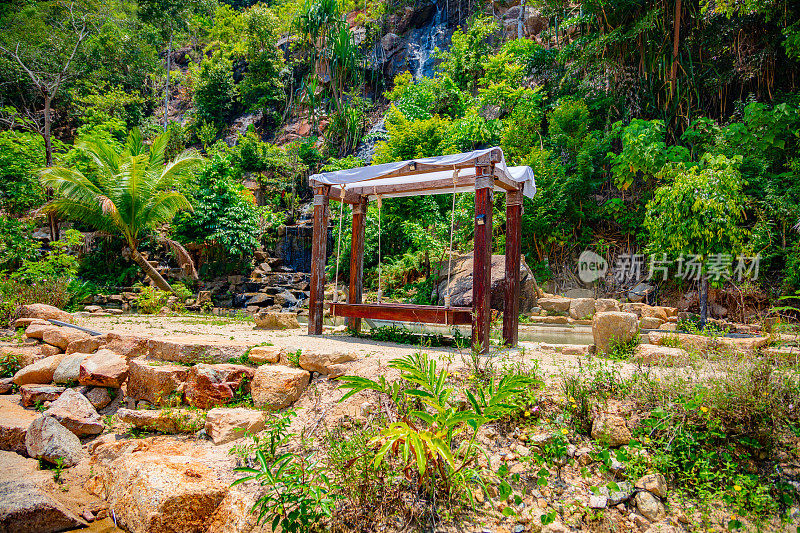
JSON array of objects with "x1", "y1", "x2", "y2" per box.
[
  {"x1": 81, "y1": 387, "x2": 114, "y2": 411},
  {"x1": 25, "y1": 416, "x2": 83, "y2": 467},
  {"x1": 588, "y1": 494, "x2": 607, "y2": 508},
  {"x1": 607, "y1": 481, "x2": 635, "y2": 505},
  {"x1": 53, "y1": 353, "x2": 90, "y2": 384},
  {"x1": 0, "y1": 480, "x2": 85, "y2": 532}
]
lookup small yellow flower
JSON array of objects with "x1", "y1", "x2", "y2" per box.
[
  {"x1": 734, "y1": 485, "x2": 742, "y2": 492},
  {"x1": 700, "y1": 406, "x2": 709, "y2": 413},
  {"x1": 569, "y1": 396, "x2": 575, "y2": 402},
  {"x1": 524, "y1": 411, "x2": 531, "y2": 417},
  {"x1": 560, "y1": 428, "x2": 569, "y2": 435}
]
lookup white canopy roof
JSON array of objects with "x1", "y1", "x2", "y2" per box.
[{"x1": 309, "y1": 147, "x2": 536, "y2": 200}]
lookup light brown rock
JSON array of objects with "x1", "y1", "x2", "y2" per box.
[
  {"x1": 79, "y1": 349, "x2": 128, "y2": 387},
  {"x1": 648, "y1": 331, "x2": 708, "y2": 352},
  {"x1": 251, "y1": 365, "x2": 310, "y2": 409},
  {"x1": 25, "y1": 415, "x2": 83, "y2": 467},
  {"x1": 632, "y1": 344, "x2": 690, "y2": 367},
  {"x1": 126, "y1": 360, "x2": 188, "y2": 406},
  {"x1": 635, "y1": 473, "x2": 668, "y2": 498},
  {"x1": 0, "y1": 396, "x2": 39, "y2": 454},
  {"x1": 247, "y1": 345, "x2": 283, "y2": 364},
  {"x1": 13, "y1": 353, "x2": 69, "y2": 386},
  {"x1": 254, "y1": 311, "x2": 301, "y2": 330},
  {"x1": 594, "y1": 299, "x2": 620, "y2": 313},
  {"x1": 205, "y1": 408, "x2": 266, "y2": 445},
  {"x1": 116, "y1": 408, "x2": 205, "y2": 434},
  {"x1": 634, "y1": 490, "x2": 666, "y2": 521},
  {"x1": 592, "y1": 312, "x2": 639, "y2": 354},
  {"x1": 569, "y1": 298, "x2": 596, "y2": 320},
  {"x1": 87, "y1": 437, "x2": 227, "y2": 533},
  {"x1": 10, "y1": 317, "x2": 48, "y2": 330},
  {"x1": 43, "y1": 388, "x2": 103, "y2": 437},
  {"x1": 184, "y1": 364, "x2": 253, "y2": 409},
  {"x1": 537, "y1": 297, "x2": 571, "y2": 313},
  {"x1": 639, "y1": 316, "x2": 664, "y2": 329},
  {"x1": 66, "y1": 333, "x2": 120, "y2": 354},
  {"x1": 24, "y1": 323, "x2": 56, "y2": 340},
  {"x1": 591, "y1": 412, "x2": 631, "y2": 447},
  {"x1": 42, "y1": 327, "x2": 91, "y2": 350},
  {"x1": 144, "y1": 338, "x2": 248, "y2": 364},
  {"x1": 299, "y1": 351, "x2": 357, "y2": 377},
  {"x1": 18, "y1": 303, "x2": 73, "y2": 323},
  {"x1": 205, "y1": 490, "x2": 258, "y2": 533},
  {"x1": 0, "y1": 378, "x2": 12, "y2": 394},
  {"x1": 19, "y1": 384, "x2": 65, "y2": 407},
  {"x1": 39, "y1": 344, "x2": 63, "y2": 357},
  {"x1": 642, "y1": 305, "x2": 669, "y2": 322}
]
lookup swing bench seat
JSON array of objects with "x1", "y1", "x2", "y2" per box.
[{"x1": 328, "y1": 302, "x2": 472, "y2": 325}]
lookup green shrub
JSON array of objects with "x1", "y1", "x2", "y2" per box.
[
  {"x1": 135, "y1": 286, "x2": 170, "y2": 314},
  {"x1": 193, "y1": 51, "x2": 238, "y2": 128}
]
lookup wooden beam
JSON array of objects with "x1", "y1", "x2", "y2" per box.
[
  {"x1": 308, "y1": 183, "x2": 362, "y2": 205},
  {"x1": 308, "y1": 186, "x2": 330, "y2": 335},
  {"x1": 346, "y1": 197, "x2": 367, "y2": 333},
  {"x1": 329, "y1": 302, "x2": 472, "y2": 325},
  {"x1": 472, "y1": 165, "x2": 493, "y2": 353},
  {"x1": 503, "y1": 189, "x2": 523, "y2": 346}
]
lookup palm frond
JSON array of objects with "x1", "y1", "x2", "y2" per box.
[
  {"x1": 148, "y1": 130, "x2": 169, "y2": 170},
  {"x1": 157, "y1": 235, "x2": 198, "y2": 280}
]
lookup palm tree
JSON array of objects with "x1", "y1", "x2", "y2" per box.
[{"x1": 40, "y1": 128, "x2": 204, "y2": 295}]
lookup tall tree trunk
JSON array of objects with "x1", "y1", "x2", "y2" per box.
[
  {"x1": 164, "y1": 29, "x2": 172, "y2": 131},
  {"x1": 43, "y1": 95, "x2": 59, "y2": 242},
  {"x1": 131, "y1": 248, "x2": 178, "y2": 296},
  {"x1": 699, "y1": 273, "x2": 708, "y2": 328},
  {"x1": 670, "y1": 0, "x2": 682, "y2": 95}
]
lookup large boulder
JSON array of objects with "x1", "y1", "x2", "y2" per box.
[
  {"x1": 25, "y1": 415, "x2": 83, "y2": 467},
  {"x1": 0, "y1": 481, "x2": 85, "y2": 532},
  {"x1": 0, "y1": 396, "x2": 39, "y2": 454},
  {"x1": 144, "y1": 338, "x2": 248, "y2": 364},
  {"x1": 24, "y1": 323, "x2": 55, "y2": 340},
  {"x1": 19, "y1": 385, "x2": 65, "y2": 408},
  {"x1": 205, "y1": 408, "x2": 266, "y2": 445},
  {"x1": 13, "y1": 353, "x2": 69, "y2": 386},
  {"x1": 592, "y1": 312, "x2": 639, "y2": 354},
  {"x1": 116, "y1": 408, "x2": 205, "y2": 434},
  {"x1": 299, "y1": 351, "x2": 357, "y2": 377},
  {"x1": 87, "y1": 437, "x2": 228, "y2": 533},
  {"x1": 251, "y1": 365, "x2": 310, "y2": 409},
  {"x1": 594, "y1": 299, "x2": 621, "y2": 313},
  {"x1": 43, "y1": 389, "x2": 103, "y2": 437},
  {"x1": 42, "y1": 327, "x2": 91, "y2": 350},
  {"x1": 79, "y1": 349, "x2": 128, "y2": 387},
  {"x1": 127, "y1": 360, "x2": 188, "y2": 406},
  {"x1": 185, "y1": 364, "x2": 254, "y2": 409},
  {"x1": 254, "y1": 312, "x2": 301, "y2": 330},
  {"x1": 18, "y1": 303, "x2": 73, "y2": 324},
  {"x1": 53, "y1": 353, "x2": 91, "y2": 384},
  {"x1": 569, "y1": 298, "x2": 596, "y2": 320},
  {"x1": 634, "y1": 490, "x2": 666, "y2": 522},
  {"x1": 434, "y1": 254, "x2": 538, "y2": 312}
]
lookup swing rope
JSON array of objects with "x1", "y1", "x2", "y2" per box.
[
  {"x1": 332, "y1": 184, "x2": 346, "y2": 315},
  {"x1": 444, "y1": 167, "x2": 458, "y2": 309},
  {"x1": 376, "y1": 191, "x2": 383, "y2": 303}
]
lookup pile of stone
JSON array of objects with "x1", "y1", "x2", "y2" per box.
[{"x1": 531, "y1": 293, "x2": 679, "y2": 329}]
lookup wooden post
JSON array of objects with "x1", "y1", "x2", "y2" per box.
[
  {"x1": 503, "y1": 188, "x2": 523, "y2": 346},
  {"x1": 308, "y1": 186, "x2": 330, "y2": 335},
  {"x1": 347, "y1": 197, "x2": 367, "y2": 333},
  {"x1": 472, "y1": 165, "x2": 493, "y2": 353}
]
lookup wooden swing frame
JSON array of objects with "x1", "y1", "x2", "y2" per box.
[{"x1": 307, "y1": 148, "x2": 525, "y2": 351}]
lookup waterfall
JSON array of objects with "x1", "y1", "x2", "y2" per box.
[{"x1": 407, "y1": 6, "x2": 449, "y2": 80}]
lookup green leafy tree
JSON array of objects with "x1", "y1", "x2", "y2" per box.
[
  {"x1": 435, "y1": 16, "x2": 497, "y2": 94},
  {"x1": 644, "y1": 154, "x2": 748, "y2": 323},
  {"x1": 39, "y1": 129, "x2": 204, "y2": 295},
  {"x1": 0, "y1": 130, "x2": 47, "y2": 214},
  {"x1": 193, "y1": 51, "x2": 239, "y2": 129},
  {"x1": 172, "y1": 154, "x2": 261, "y2": 260}
]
